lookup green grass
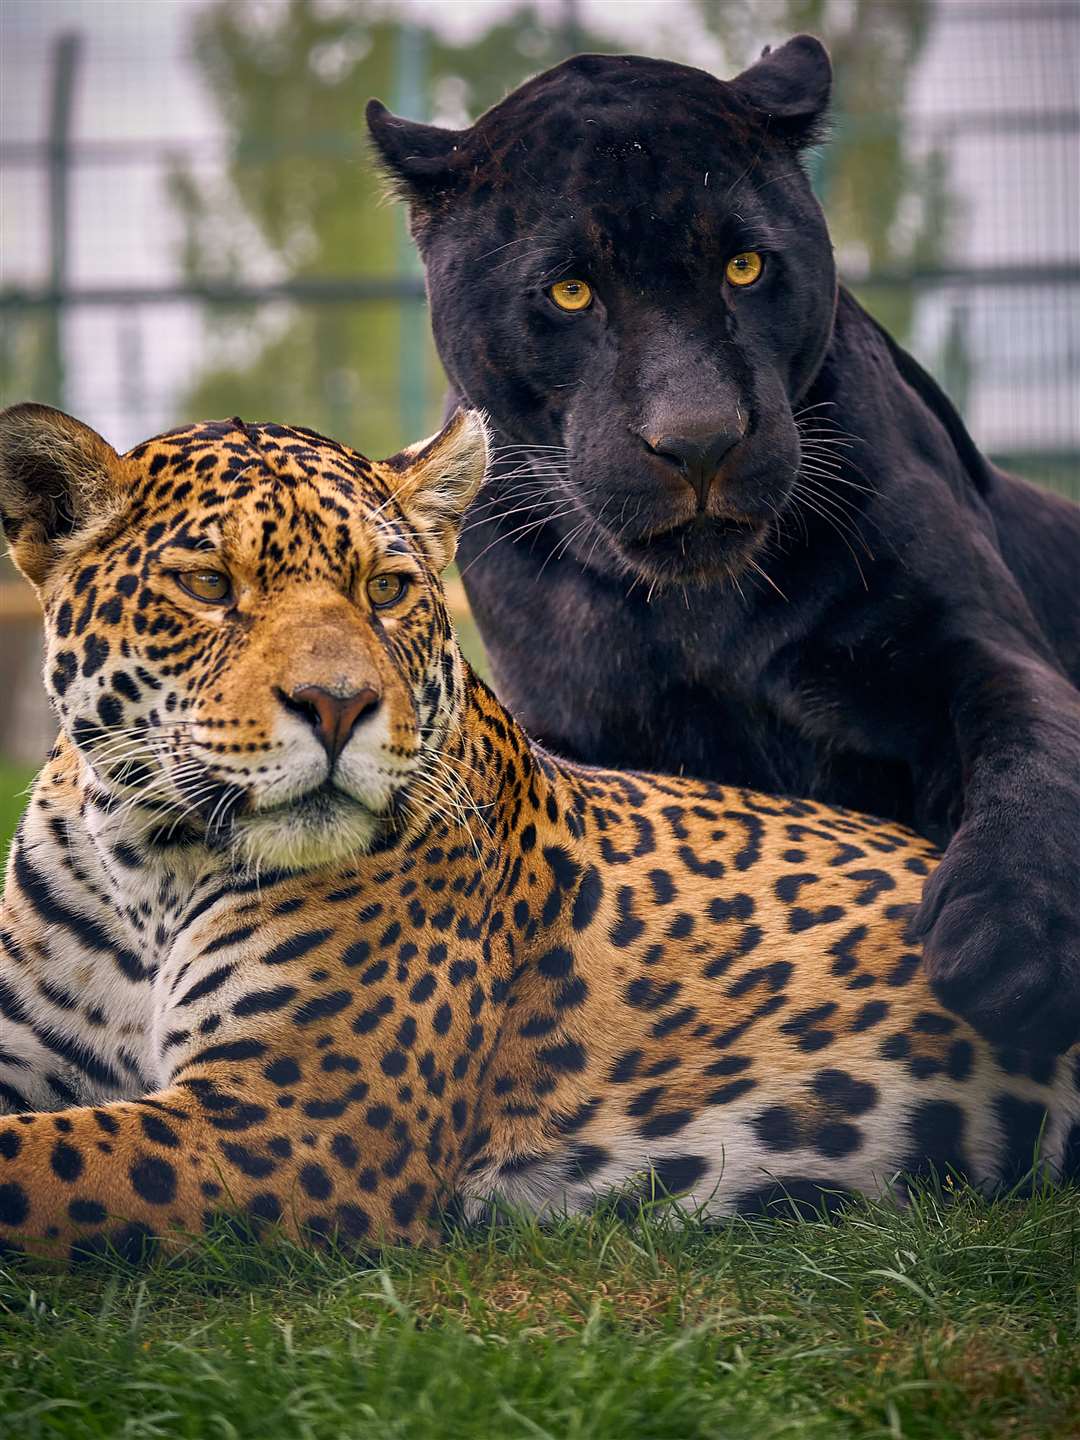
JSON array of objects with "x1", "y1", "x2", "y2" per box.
[
  {"x1": 1, "y1": 1184, "x2": 1078, "y2": 1439},
  {"x1": 0, "y1": 760, "x2": 35, "y2": 863}
]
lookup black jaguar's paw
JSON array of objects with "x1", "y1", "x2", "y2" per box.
[{"x1": 913, "y1": 805, "x2": 1080, "y2": 1053}]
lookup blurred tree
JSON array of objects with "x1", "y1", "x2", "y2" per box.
[
  {"x1": 695, "y1": 0, "x2": 952, "y2": 340},
  {"x1": 171, "y1": 0, "x2": 616, "y2": 455}
]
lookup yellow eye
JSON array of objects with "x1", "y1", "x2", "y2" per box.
[
  {"x1": 549, "y1": 279, "x2": 593, "y2": 312},
  {"x1": 175, "y1": 569, "x2": 231, "y2": 604},
  {"x1": 366, "y1": 573, "x2": 408, "y2": 609},
  {"x1": 725, "y1": 251, "x2": 764, "y2": 287}
]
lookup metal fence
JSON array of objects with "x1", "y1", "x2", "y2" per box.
[{"x1": 1, "y1": 0, "x2": 1078, "y2": 765}]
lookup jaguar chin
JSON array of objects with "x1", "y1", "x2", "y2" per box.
[
  {"x1": 619, "y1": 513, "x2": 771, "y2": 588},
  {"x1": 233, "y1": 786, "x2": 387, "y2": 872}
]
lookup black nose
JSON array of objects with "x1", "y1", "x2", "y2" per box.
[
  {"x1": 280, "y1": 684, "x2": 381, "y2": 764},
  {"x1": 643, "y1": 429, "x2": 742, "y2": 508}
]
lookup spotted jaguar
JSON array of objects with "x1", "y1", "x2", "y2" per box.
[{"x1": 0, "y1": 402, "x2": 1076, "y2": 1261}]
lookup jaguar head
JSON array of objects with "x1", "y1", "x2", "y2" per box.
[
  {"x1": 0, "y1": 403, "x2": 489, "y2": 870},
  {"x1": 369, "y1": 36, "x2": 836, "y2": 587}
]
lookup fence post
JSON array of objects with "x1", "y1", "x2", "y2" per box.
[
  {"x1": 39, "y1": 30, "x2": 81, "y2": 411},
  {"x1": 394, "y1": 23, "x2": 428, "y2": 443}
]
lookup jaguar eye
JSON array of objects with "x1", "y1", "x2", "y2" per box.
[
  {"x1": 175, "y1": 569, "x2": 232, "y2": 604},
  {"x1": 366, "y1": 573, "x2": 408, "y2": 609},
  {"x1": 725, "y1": 251, "x2": 764, "y2": 287},
  {"x1": 549, "y1": 279, "x2": 593, "y2": 313}
]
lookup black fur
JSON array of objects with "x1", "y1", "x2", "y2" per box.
[{"x1": 368, "y1": 39, "x2": 1080, "y2": 1052}]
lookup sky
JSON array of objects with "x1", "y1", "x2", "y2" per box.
[{"x1": 0, "y1": 0, "x2": 1077, "y2": 454}]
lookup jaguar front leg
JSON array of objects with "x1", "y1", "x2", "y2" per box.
[
  {"x1": 0, "y1": 1053, "x2": 445, "y2": 1260},
  {"x1": 913, "y1": 635, "x2": 1080, "y2": 1053}
]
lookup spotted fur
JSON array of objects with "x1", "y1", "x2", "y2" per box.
[{"x1": 0, "y1": 404, "x2": 1077, "y2": 1261}]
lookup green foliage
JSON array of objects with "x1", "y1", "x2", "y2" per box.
[
  {"x1": 2, "y1": 1183, "x2": 1078, "y2": 1437},
  {"x1": 0, "y1": 314, "x2": 50, "y2": 413}
]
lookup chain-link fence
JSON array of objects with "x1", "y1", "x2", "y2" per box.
[{"x1": 1, "y1": 0, "x2": 1078, "y2": 766}]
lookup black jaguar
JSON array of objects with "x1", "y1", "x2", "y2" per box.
[{"x1": 368, "y1": 36, "x2": 1080, "y2": 1051}]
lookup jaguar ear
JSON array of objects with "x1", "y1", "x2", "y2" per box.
[
  {"x1": 383, "y1": 409, "x2": 490, "y2": 573},
  {"x1": 0, "y1": 403, "x2": 122, "y2": 589},
  {"x1": 730, "y1": 34, "x2": 832, "y2": 146},
  {"x1": 366, "y1": 99, "x2": 468, "y2": 205}
]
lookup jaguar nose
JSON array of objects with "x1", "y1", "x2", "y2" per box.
[
  {"x1": 281, "y1": 684, "x2": 381, "y2": 764},
  {"x1": 642, "y1": 429, "x2": 743, "y2": 509}
]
